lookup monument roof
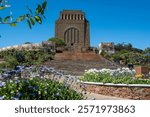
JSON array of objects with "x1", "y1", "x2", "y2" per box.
[{"x1": 61, "y1": 10, "x2": 85, "y2": 14}]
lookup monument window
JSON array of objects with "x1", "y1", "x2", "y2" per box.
[
  {"x1": 65, "y1": 14, "x2": 67, "y2": 19},
  {"x1": 78, "y1": 14, "x2": 80, "y2": 20},
  {"x1": 64, "y1": 27, "x2": 79, "y2": 44}
]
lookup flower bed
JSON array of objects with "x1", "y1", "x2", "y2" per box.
[
  {"x1": 81, "y1": 68, "x2": 150, "y2": 84},
  {"x1": 0, "y1": 78, "x2": 83, "y2": 100},
  {"x1": 80, "y1": 68, "x2": 150, "y2": 99}
]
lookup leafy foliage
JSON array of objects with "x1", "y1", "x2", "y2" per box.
[
  {"x1": 81, "y1": 69, "x2": 150, "y2": 84},
  {"x1": 0, "y1": 0, "x2": 47, "y2": 29},
  {"x1": 0, "y1": 6, "x2": 5, "y2": 10},
  {"x1": 144, "y1": 47, "x2": 150, "y2": 54},
  {"x1": 102, "y1": 42, "x2": 150, "y2": 66},
  {"x1": 0, "y1": 78, "x2": 83, "y2": 100},
  {"x1": 114, "y1": 43, "x2": 143, "y2": 53},
  {"x1": 48, "y1": 38, "x2": 66, "y2": 47},
  {"x1": 0, "y1": 48, "x2": 55, "y2": 68}
]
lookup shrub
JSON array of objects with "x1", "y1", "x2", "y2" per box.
[
  {"x1": 48, "y1": 38, "x2": 66, "y2": 47},
  {"x1": 81, "y1": 68, "x2": 150, "y2": 84},
  {"x1": 0, "y1": 78, "x2": 83, "y2": 100},
  {"x1": 0, "y1": 49, "x2": 54, "y2": 68}
]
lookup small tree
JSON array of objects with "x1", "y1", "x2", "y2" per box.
[
  {"x1": 48, "y1": 38, "x2": 66, "y2": 47},
  {"x1": 144, "y1": 47, "x2": 150, "y2": 54}
]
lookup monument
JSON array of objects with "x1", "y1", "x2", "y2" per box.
[
  {"x1": 55, "y1": 10, "x2": 90, "y2": 51},
  {"x1": 54, "y1": 10, "x2": 102, "y2": 61}
]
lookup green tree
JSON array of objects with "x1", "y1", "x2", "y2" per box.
[
  {"x1": 48, "y1": 38, "x2": 66, "y2": 47},
  {"x1": 144, "y1": 47, "x2": 150, "y2": 53},
  {"x1": 5, "y1": 56, "x2": 19, "y2": 68},
  {"x1": 15, "y1": 51, "x2": 26, "y2": 63}
]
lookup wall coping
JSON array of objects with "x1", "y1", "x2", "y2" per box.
[{"x1": 81, "y1": 81, "x2": 150, "y2": 88}]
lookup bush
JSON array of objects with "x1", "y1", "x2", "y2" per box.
[
  {"x1": 0, "y1": 49, "x2": 54, "y2": 68},
  {"x1": 0, "y1": 78, "x2": 83, "y2": 100},
  {"x1": 48, "y1": 38, "x2": 66, "y2": 47},
  {"x1": 5, "y1": 56, "x2": 19, "y2": 69},
  {"x1": 81, "y1": 68, "x2": 150, "y2": 84}
]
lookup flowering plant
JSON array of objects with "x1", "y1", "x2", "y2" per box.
[
  {"x1": 135, "y1": 74, "x2": 144, "y2": 79},
  {"x1": 0, "y1": 78, "x2": 83, "y2": 100},
  {"x1": 81, "y1": 68, "x2": 150, "y2": 84}
]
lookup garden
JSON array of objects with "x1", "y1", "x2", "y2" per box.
[
  {"x1": 79, "y1": 67, "x2": 150, "y2": 100},
  {"x1": 0, "y1": 45, "x2": 149, "y2": 100},
  {"x1": 0, "y1": 65, "x2": 85, "y2": 100},
  {"x1": 1, "y1": 64, "x2": 150, "y2": 100},
  {"x1": 80, "y1": 67, "x2": 150, "y2": 84}
]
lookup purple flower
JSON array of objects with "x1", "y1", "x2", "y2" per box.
[
  {"x1": 55, "y1": 93, "x2": 60, "y2": 97},
  {"x1": 28, "y1": 85, "x2": 33, "y2": 89},
  {"x1": 18, "y1": 92, "x2": 22, "y2": 97},
  {"x1": 15, "y1": 80, "x2": 20, "y2": 84},
  {"x1": 23, "y1": 79, "x2": 28, "y2": 83},
  {"x1": 0, "y1": 96, "x2": 4, "y2": 100},
  {"x1": 0, "y1": 82, "x2": 6, "y2": 87},
  {"x1": 30, "y1": 93, "x2": 36, "y2": 97},
  {"x1": 33, "y1": 86, "x2": 39, "y2": 90},
  {"x1": 12, "y1": 96, "x2": 19, "y2": 100},
  {"x1": 15, "y1": 70, "x2": 21, "y2": 74},
  {"x1": 2, "y1": 73, "x2": 9, "y2": 78}
]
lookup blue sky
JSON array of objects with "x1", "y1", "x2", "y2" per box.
[{"x1": 0, "y1": 0, "x2": 150, "y2": 50}]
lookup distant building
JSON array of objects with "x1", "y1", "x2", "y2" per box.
[
  {"x1": 0, "y1": 43, "x2": 43, "y2": 51},
  {"x1": 55, "y1": 10, "x2": 90, "y2": 51},
  {"x1": 42, "y1": 41, "x2": 56, "y2": 48},
  {"x1": 99, "y1": 42, "x2": 115, "y2": 54}
]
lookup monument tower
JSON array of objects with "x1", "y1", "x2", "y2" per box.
[{"x1": 55, "y1": 10, "x2": 90, "y2": 51}]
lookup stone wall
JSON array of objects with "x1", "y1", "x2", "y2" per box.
[
  {"x1": 135, "y1": 66, "x2": 150, "y2": 75},
  {"x1": 54, "y1": 51, "x2": 102, "y2": 61},
  {"x1": 85, "y1": 84, "x2": 150, "y2": 100}
]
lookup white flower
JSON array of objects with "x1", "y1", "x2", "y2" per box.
[{"x1": 85, "y1": 67, "x2": 136, "y2": 77}]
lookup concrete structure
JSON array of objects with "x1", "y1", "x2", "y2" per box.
[
  {"x1": 135, "y1": 66, "x2": 149, "y2": 75},
  {"x1": 55, "y1": 10, "x2": 90, "y2": 51}
]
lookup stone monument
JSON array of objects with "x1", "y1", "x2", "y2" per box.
[{"x1": 55, "y1": 10, "x2": 90, "y2": 51}]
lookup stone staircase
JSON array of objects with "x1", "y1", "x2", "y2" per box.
[
  {"x1": 54, "y1": 51, "x2": 102, "y2": 61},
  {"x1": 44, "y1": 51, "x2": 120, "y2": 75}
]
